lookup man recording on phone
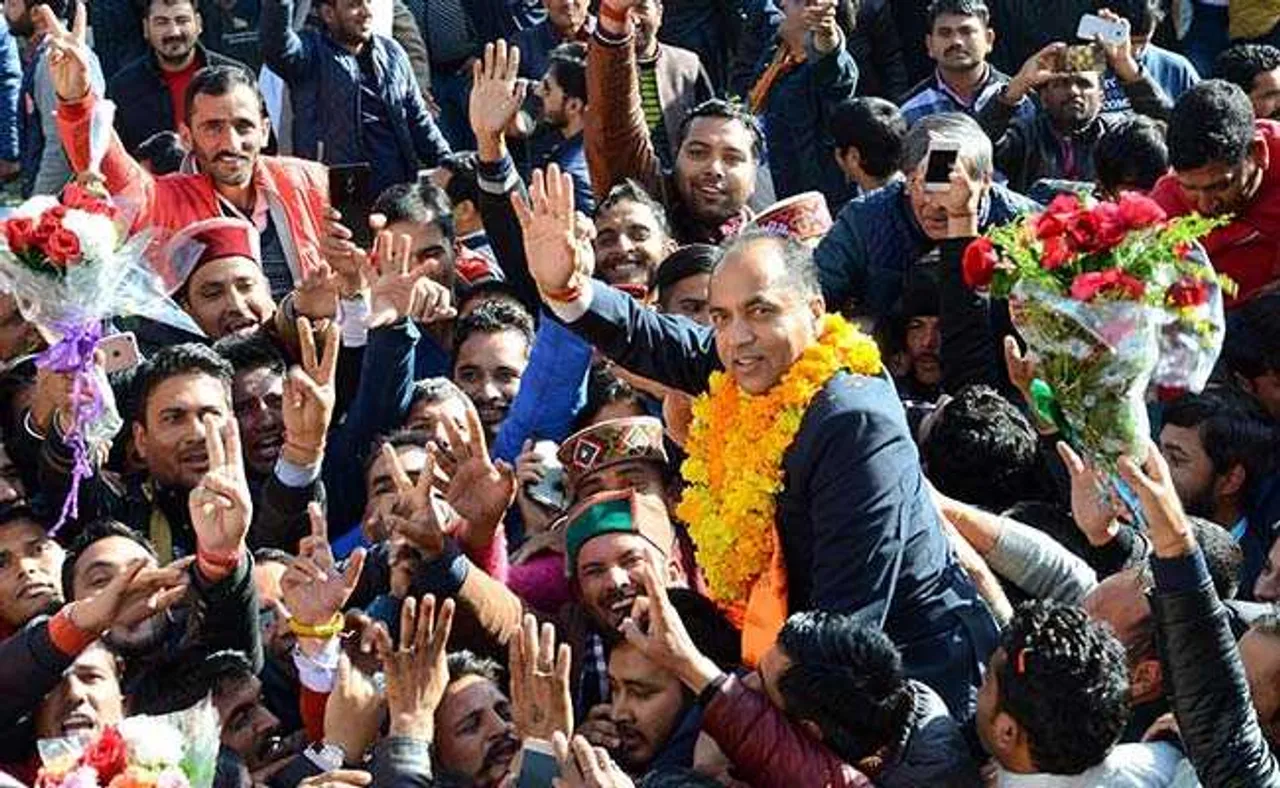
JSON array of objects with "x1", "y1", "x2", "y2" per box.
[{"x1": 978, "y1": 9, "x2": 1172, "y2": 195}]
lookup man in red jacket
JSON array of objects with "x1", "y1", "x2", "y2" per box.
[
  {"x1": 1151, "y1": 80, "x2": 1280, "y2": 306},
  {"x1": 38, "y1": 6, "x2": 335, "y2": 301}
]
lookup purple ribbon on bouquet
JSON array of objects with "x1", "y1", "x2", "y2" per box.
[{"x1": 37, "y1": 320, "x2": 103, "y2": 534}]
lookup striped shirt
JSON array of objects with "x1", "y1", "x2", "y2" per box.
[
  {"x1": 900, "y1": 64, "x2": 1018, "y2": 127},
  {"x1": 637, "y1": 59, "x2": 671, "y2": 166}
]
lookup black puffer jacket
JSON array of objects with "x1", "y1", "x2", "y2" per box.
[{"x1": 1152, "y1": 549, "x2": 1280, "y2": 788}]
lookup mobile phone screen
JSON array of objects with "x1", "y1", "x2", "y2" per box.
[
  {"x1": 327, "y1": 163, "x2": 374, "y2": 251},
  {"x1": 925, "y1": 149, "x2": 959, "y2": 185},
  {"x1": 516, "y1": 744, "x2": 559, "y2": 788}
]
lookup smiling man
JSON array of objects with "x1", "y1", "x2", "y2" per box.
[
  {"x1": 451, "y1": 300, "x2": 533, "y2": 445},
  {"x1": 107, "y1": 0, "x2": 252, "y2": 155},
  {"x1": 178, "y1": 221, "x2": 277, "y2": 340},
  {"x1": 524, "y1": 181, "x2": 998, "y2": 715}
]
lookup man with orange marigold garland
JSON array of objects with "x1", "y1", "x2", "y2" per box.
[{"x1": 512, "y1": 162, "x2": 1000, "y2": 718}]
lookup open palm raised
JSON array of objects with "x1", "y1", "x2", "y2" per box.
[{"x1": 512, "y1": 165, "x2": 593, "y2": 298}]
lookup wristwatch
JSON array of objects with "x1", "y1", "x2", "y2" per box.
[{"x1": 305, "y1": 742, "x2": 347, "y2": 772}]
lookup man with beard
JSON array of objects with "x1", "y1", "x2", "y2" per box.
[
  {"x1": 261, "y1": 0, "x2": 451, "y2": 197},
  {"x1": 977, "y1": 20, "x2": 1172, "y2": 195},
  {"x1": 1217, "y1": 44, "x2": 1280, "y2": 122},
  {"x1": 898, "y1": 0, "x2": 1019, "y2": 127},
  {"x1": 586, "y1": 0, "x2": 762, "y2": 247},
  {"x1": 178, "y1": 221, "x2": 278, "y2": 340},
  {"x1": 38, "y1": 340, "x2": 326, "y2": 557},
  {"x1": 1159, "y1": 391, "x2": 1277, "y2": 593},
  {"x1": 451, "y1": 301, "x2": 533, "y2": 447},
  {"x1": 46, "y1": 20, "x2": 329, "y2": 302},
  {"x1": 532, "y1": 42, "x2": 593, "y2": 214},
  {"x1": 107, "y1": 0, "x2": 252, "y2": 155},
  {"x1": 7, "y1": 0, "x2": 104, "y2": 196}
]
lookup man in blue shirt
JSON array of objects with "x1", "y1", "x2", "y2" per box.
[
  {"x1": 529, "y1": 42, "x2": 593, "y2": 213},
  {"x1": 1096, "y1": 0, "x2": 1198, "y2": 117}
]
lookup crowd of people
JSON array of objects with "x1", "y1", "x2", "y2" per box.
[{"x1": 0, "y1": 0, "x2": 1277, "y2": 784}]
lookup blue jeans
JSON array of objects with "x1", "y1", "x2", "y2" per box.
[{"x1": 431, "y1": 67, "x2": 476, "y2": 150}]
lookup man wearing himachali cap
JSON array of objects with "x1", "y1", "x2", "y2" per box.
[{"x1": 175, "y1": 220, "x2": 276, "y2": 340}]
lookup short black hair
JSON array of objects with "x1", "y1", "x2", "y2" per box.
[
  {"x1": 574, "y1": 363, "x2": 644, "y2": 432},
  {"x1": 546, "y1": 41, "x2": 588, "y2": 104},
  {"x1": 1095, "y1": 0, "x2": 1162, "y2": 36},
  {"x1": 184, "y1": 65, "x2": 263, "y2": 127},
  {"x1": 996, "y1": 602, "x2": 1129, "y2": 774},
  {"x1": 363, "y1": 428, "x2": 431, "y2": 478},
  {"x1": 1162, "y1": 389, "x2": 1275, "y2": 501},
  {"x1": 926, "y1": 0, "x2": 989, "y2": 30},
  {"x1": 61, "y1": 518, "x2": 158, "y2": 599},
  {"x1": 456, "y1": 279, "x2": 526, "y2": 317},
  {"x1": 408, "y1": 377, "x2": 468, "y2": 412},
  {"x1": 214, "y1": 332, "x2": 287, "y2": 377},
  {"x1": 134, "y1": 343, "x2": 233, "y2": 426},
  {"x1": 436, "y1": 152, "x2": 480, "y2": 209},
  {"x1": 595, "y1": 179, "x2": 671, "y2": 237},
  {"x1": 1223, "y1": 293, "x2": 1280, "y2": 378},
  {"x1": 828, "y1": 97, "x2": 907, "y2": 179},
  {"x1": 1167, "y1": 80, "x2": 1258, "y2": 171},
  {"x1": 653, "y1": 244, "x2": 720, "y2": 308},
  {"x1": 1095, "y1": 116, "x2": 1169, "y2": 195},
  {"x1": 135, "y1": 131, "x2": 186, "y2": 175},
  {"x1": 922, "y1": 385, "x2": 1047, "y2": 512},
  {"x1": 373, "y1": 180, "x2": 457, "y2": 245},
  {"x1": 1215, "y1": 43, "x2": 1280, "y2": 95},
  {"x1": 775, "y1": 611, "x2": 912, "y2": 764},
  {"x1": 1190, "y1": 516, "x2": 1244, "y2": 600},
  {"x1": 678, "y1": 99, "x2": 765, "y2": 163},
  {"x1": 452, "y1": 299, "x2": 535, "y2": 367}
]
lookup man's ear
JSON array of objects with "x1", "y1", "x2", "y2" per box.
[
  {"x1": 1252, "y1": 136, "x2": 1271, "y2": 172},
  {"x1": 179, "y1": 123, "x2": 193, "y2": 152},
  {"x1": 1217, "y1": 462, "x2": 1248, "y2": 499},
  {"x1": 132, "y1": 420, "x2": 148, "y2": 462},
  {"x1": 991, "y1": 710, "x2": 1022, "y2": 759},
  {"x1": 808, "y1": 295, "x2": 826, "y2": 325},
  {"x1": 798, "y1": 718, "x2": 824, "y2": 743}
]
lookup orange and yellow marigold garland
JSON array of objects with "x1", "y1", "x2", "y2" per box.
[{"x1": 676, "y1": 314, "x2": 882, "y2": 609}]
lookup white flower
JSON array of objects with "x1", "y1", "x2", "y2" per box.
[
  {"x1": 11, "y1": 195, "x2": 60, "y2": 219},
  {"x1": 60, "y1": 210, "x2": 119, "y2": 263},
  {"x1": 117, "y1": 717, "x2": 185, "y2": 769}
]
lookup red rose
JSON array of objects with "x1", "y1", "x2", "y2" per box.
[
  {"x1": 46, "y1": 228, "x2": 81, "y2": 266},
  {"x1": 1070, "y1": 268, "x2": 1146, "y2": 302},
  {"x1": 1041, "y1": 234, "x2": 1073, "y2": 269},
  {"x1": 1166, "y1": 276, "x2": 1210, "y2": 308},
  {"x1": 5, "y1": 216, "x2": 34, "y2": 253},
  {"x1": 1116, "y1": 192, "x2": 1166, "y2": 230},
  {"x1": 81, "y1": 726, "x2": 127, "y2": 782},
  {"x1": 31, "y1": 215, "x2": 58, "y2": 253},
  {"x1": 962, "y1": 237, "x2": 999, "y2": 289},
  {"x1": 1034, "y1": 192, "x2": 1082, "y2": 240},
  {"x1": 1091, "y1": 202, "x2": 1128, "y2": 250}
]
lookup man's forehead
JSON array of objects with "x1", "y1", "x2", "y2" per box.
[
  {"x1": 149, "y1": 372, "x2": 229, "y2": 409},
  {"x1": 933, "y1": 13, "x2": 984, "y2": 30},
  {"x1": 578, "y1": 530, "x2": 651, "y2": 564},
  {"x1": 684, "y1": 116, "x2": 754, "y2": 151},
  {"x1": 441, "y1": 674, "x2": 505, "y2": 714},
  {"x1": 709, "y1": 242, "x2": 789, "y2": 298},
  {"x1": 596, "y1": 199, "x2": 660, "y2": 228},
  {"x1": 75, "y1": 535, "x2": 153, "y2": 575},
  {"x1": 191, "y1": 88, "x2": 262, "y2": 122},
  {"x1": 235, "y1": 366, "x2": 284, "y2": 398},
  {"x1": 0, "y1": 518, "x2": 46, "y2": 548},
  {"x1": 609, "y1": 640, "x2": 667, "y2": 679}
]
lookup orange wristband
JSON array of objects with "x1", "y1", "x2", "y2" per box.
[{"x1": 48, "y1": 606, "x2": 98, "y2": 657}]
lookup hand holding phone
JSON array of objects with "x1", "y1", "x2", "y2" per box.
[
  {"x1": 515, "y1": 740, "x2": 559, "y2": 788},
  {"x1": 1077, "y1": 12, "x2": 1128, "y2": 46},
  {"x1": 923, "y1": 142, "x2": 960, "y2": 193},
  {"x1": 328, "y1": 164, "x2": 374, "y2": 251}
]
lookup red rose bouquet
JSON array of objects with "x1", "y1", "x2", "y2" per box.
[
  {"x1": 0, "y1": 184, "x2": 199, "y2": 530},
  {"x1": 965, "y1": 191, "x2": 1228, "y2": 487},
  {"x1": 36, "y1": 701, "x2": 220, "y2": 788}
]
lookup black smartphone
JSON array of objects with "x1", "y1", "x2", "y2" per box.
[
  {"x1": 327, "y1": 163, "x2": 374, "y2": 251},
  {"x1": 516, "y1": 740, "x2": 559, "y2": 788}
]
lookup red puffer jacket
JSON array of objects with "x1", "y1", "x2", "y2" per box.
[
  {"x1": 56, "y1": 94, "x2": 328, "y2": 288},
  {"x1": 1151, "y1": 119, "x2": 1280, "y2": 307}
]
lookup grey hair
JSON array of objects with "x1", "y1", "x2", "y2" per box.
[
  {"x1": 717, "y1": 229, "x2": 822, "y2": 300},
  {"x1": 900, "y1": 112, "x2": 994, "y2": 178}
]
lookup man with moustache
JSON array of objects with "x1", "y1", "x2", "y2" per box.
[
  {"x1": 45, "y1": 14, "x2": 330, "y2": 301},
  {"x1": 1217, "y1": 44, "x2": 1280, "y2": 122},
  {"x1": 107, "y1": 0, "x2": 252, "y2": 156}
]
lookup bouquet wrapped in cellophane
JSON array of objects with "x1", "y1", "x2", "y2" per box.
[
  {"x1": 0, "y1": 180, "x2": 200, "y2": 530},
  {"x1": 36, "y1": 698, "x2": 220, "y2": 788},
  {"x1": 963, "y1": 191, "x2": 1229, "y2": 509}
]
